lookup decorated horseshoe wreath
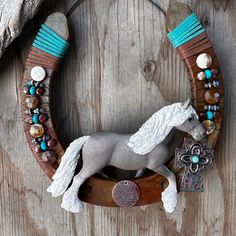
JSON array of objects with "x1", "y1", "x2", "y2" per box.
[{"x1": 20, "y1": 1, "x2": 223, "y2": 213}]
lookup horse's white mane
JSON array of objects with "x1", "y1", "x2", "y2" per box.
[{"x1": 127, "y1": 102, "x2": 197, "y2": 155}]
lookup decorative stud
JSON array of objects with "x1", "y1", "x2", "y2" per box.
[
  {"x1": 175, "y1": 138, "x2": 214, "y2": 192},
  {"x1": 204, "y1": 80, "x2": 220, "y2": 89},
  {"x1": 30, "y1": 66, "x2": 46, "y2": 82},
  {"x1": 30, "y1": 124, "x2": 45, "y2": 138},
  {"x1": 204, "y1": 104, "x2": 220, "y2": 111},
  {"x1": 196, "y1": 53, "x2": 212, "y2": 69},
  {"x1": 202, "y1": 120, "x2": 216, "y2": 135},
  {"x1": 112, "y1": 180, "x2": 140, "y2": 207}
]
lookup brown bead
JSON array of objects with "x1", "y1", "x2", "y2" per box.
[
  {"x1": 199, "y1": 112, "x2": 206, "y2": 121},
  {"x1": 204, "y1": 89, "x2": 220, "y2": 105},
  {"x1": 211, "y1": 68, "x2": 218, "y2": 77},
  {"x1": 41, "y1": 151, "x2": 57, "y2": 164},
  {"x1": 35, "y1": 146, "x2": 42, "y2": 154},
  {"x1": 39, "y1": 114, "x2": 48, "y2": 123},
  {"x1": 47, "y1": 139, "x2": 57, "y2": 149},
  {"x1": 36, "y1": 87, "x2": 45, "y2": 96},
  {"x1": 202, "y1": 120, "x2": 216, "y2": 135},
  {"x1": 30, "y1": 124, "x2": 45, "y2": 138},
  {"x1": 25, "y1": 96, "x2": 40, "y2": 109}
]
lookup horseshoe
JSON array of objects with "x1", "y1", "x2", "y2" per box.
[{"x1": 20, "y1": 2, "x2": 223, "y2": 206}]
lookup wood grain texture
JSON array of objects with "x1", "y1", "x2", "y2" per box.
[{"x1": 0, "y1": 0, "x2": 235, "y2": 235}]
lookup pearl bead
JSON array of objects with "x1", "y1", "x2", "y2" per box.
[
  {"x1": 196, "y1": 53, "x2": 212, "y2": 69},
  {"x1": 30, "y1": 124, "x2": 45, "y2": 138},
  {"x1": 30, "y1": 66, "x2": 46, "y2": 82},
  {"x1": 197, "y1": 71, "x2": 206, "y2": 81}
]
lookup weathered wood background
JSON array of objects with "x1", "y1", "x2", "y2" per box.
[{"x1": 0, "y1": 0, "x2": 235, "y2": 235}]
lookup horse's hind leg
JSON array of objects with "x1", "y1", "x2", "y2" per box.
[
  {"x1": 153, "y1": 165, "x2": 177, "y2": 213},
  {"x1": 61, "y1": 168, "x2": 98, "y2": 213}
]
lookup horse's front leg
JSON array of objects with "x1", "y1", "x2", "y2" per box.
[{"x1": 153, "y1": 165, "x2": 177, "y2": 213}]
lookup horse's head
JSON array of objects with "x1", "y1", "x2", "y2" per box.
[{"x1": 176, "y1": 98, "x2": 206, "y2": 141}]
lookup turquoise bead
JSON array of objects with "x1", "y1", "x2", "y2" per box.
[
  {"x1": 206, "y1": 111, "x2": 214, "y2": 120},
  {"x1": 40, "y1": 141, "x2": 48, "y2": 151},
  {"x1": 29, "y1": 86, "x2": 36, "y2": 96},
  {"x1": 32, "y1": 114, "x2": 39, "y2": 124},
  {"x1": 191, "y1": 155, "x2": 200, "y2": 164},
  {"x1": 204, "y1": 69, "x2": 213, "y2": 79}
]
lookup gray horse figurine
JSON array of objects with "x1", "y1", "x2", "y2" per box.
[{"x1": 47, "y1": 98, "x2": 206, "y2": 213}]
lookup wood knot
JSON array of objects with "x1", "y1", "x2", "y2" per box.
[
  {"x1": 202, "y1": 16, "x2": 210, "y2": 27},
  {"x1": 142, "y1": 61, "x2": 156, "y2": 81}
]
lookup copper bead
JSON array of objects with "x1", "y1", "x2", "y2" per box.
[
  {"x1": 30, "y1": 124, "x2": 45, "y2": 138},
  {"x1": 112, "y1": 180, "x2": 140, "y2": 207},
  {"x1": 204, "y1": 89, "x2": 220, "y2": 104},
  {"x1": 36, "y1": 87, "x2": 45, "y2": 96},
  {"x1": 47, "y1": 139, "x2": 57, "y2": 149},
  {"x1": 25, "y1": 97, "x2": 40, "y2": 109}
]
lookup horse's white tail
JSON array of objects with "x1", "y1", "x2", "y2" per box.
[{"x1": 47, "y1": 136, "x2": 90, "y2": 197}]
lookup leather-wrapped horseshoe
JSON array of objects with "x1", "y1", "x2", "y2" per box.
[{"x1": 20, "y1": 2, "x2": 223, "y2": 207}]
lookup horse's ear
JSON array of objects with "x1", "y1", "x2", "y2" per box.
[{"x1": 182, "y1": 98, "x2": 192, "y2": 110}]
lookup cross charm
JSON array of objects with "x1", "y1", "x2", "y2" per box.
[{"x1": 175, "y1": 138, "x2": 214, "y2": 192}]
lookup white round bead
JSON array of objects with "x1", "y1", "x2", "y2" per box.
[
  {"x1": 196, "y1": 53, "x2": 212, "y2": 69},
  {"x1": 30, "y1": 66, "x2": 46, "y2": 82},
  {"x1": 197, "y1": 71, "x2": 206, "y2": 81}
]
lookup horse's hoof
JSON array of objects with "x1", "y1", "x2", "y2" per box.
[
  {"x1": 61, "y1": 188, "x2": 84, "y2": 213},
  {"x1": 161, "y1": 186, "x2": 177, "y2": 213}
]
